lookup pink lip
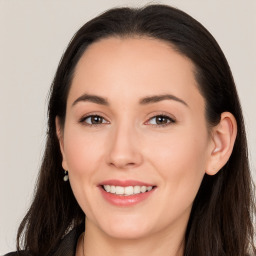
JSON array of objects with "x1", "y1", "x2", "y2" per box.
[
  {"x1": 98, "y1": 180, "x2": 156, "y2": 207},
  {"x1": 99, "y1": 179, "x2": 154, "y2": 187}
]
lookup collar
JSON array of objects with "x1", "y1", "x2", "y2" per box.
[{"x1": 51, "y1": 225, "x2": 84, "y2": 256}]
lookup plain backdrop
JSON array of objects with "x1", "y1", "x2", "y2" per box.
[{"x1": 1, "y1": 0, "x2": 255, "y2": 254}]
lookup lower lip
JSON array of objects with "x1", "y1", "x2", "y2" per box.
[{"x1": 99, "y1": 186, "x2": 156, "y2": 206}]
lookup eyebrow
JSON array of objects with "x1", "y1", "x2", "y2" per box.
[
  {"x1": 72, "y1": 93, "x2": 188, "y2": 107},
  {"x1": 72, "y1": 94, "x2": 109, "y2": 106},
  {"x1": 139, "y1": 94, "x2": 188, "y2": 107}
]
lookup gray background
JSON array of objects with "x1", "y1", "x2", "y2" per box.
[{"x1": 1, "y1": 0, "x2": 255, "y2": 254}]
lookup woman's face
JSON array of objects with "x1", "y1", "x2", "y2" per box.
[{"x1": 58, "y1": 37, "x2": 214, "y2": 240}]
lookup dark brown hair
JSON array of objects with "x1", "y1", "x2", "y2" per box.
[{"x1": 17, "y1": 4, "x2": 255, "y2": 256}]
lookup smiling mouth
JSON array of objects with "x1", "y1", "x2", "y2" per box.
[{"x1": 101, "y1": 185, "x2": 156, "y2": 196}]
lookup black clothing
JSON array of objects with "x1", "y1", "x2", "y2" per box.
[{"x1": 4, "y1": 226, "x2": 83, "y2": 256}]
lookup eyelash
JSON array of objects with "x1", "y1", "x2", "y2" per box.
[
  {"x1": 79, "y1": 114, "x2": 109, "y2": 127},
  {"x1": 145, "y1": 114, "x2": 176, "y2": 127},
  {"x1": 79, "y1": 114, "x2": 176, "y2": 128}
]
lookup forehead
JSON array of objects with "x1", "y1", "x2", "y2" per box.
[
  {"x1": 74, "y1": 36, "x2": 195, "y2": 80},
  {"x1": 68, "y1": 36, "x2": 203, "y2": 110}
]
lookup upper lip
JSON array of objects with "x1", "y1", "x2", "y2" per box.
[{"x1": 99, "y1": 179, "x2": 155, "y2": 187}]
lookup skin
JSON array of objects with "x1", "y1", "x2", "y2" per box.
[{"x1": 56, "y1": 37, "x2": 237, "y2": 256}]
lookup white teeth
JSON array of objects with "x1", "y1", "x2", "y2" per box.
[
  {"x1": 124, "y1": 186, "x2": 133, "y2": 195},
  {"x1": 103, "y1": 185, "x2": 154, "y2": 195},
  {"x1": 147, "y1": 186, "x2": 152, "y2": 192},
  {"x1": 110, "y1": 185, "x2": 116, "y2": 193},
  {"x1": 115, "y1": 186, "x2": 125, "y2": 195},
  {"x1": 141, "y1": 186, "x2": 146, "y2": 193},
  {"x1": 134, "y1": 186, "x2": 141, "y2": 194},
  {"x1": 105, "y1": 185, "x2": 111, "y2": 192}
]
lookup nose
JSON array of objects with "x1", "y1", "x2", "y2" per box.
[{"x1": 106, "y1": 124, "x2": 143, "y2": 169}]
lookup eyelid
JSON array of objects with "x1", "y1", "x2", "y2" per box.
[
  {"x1": 79, "y1": 112, "x2": 110, "y2": 126},
  {"x1": 78, "y1": 111, "x2": 176, "y2": 128},
  {"x1": 144, "y1": 112, "x2": 176, "y2": 127}
]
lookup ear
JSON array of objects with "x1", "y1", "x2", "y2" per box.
[
  {"x1": 55, "y1": 116, "x2": 68, "y2": 171},
  {"x1": 205, "y1": 112, "x2": 237, "y2": 175}
]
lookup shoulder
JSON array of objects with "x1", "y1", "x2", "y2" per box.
[
  {"x1": 3, "y1": 252, "x2": 29, "y2": 256},
  {"x1": 51, "y1": 225, "x2": 84, "y2": 256},
  {"x1": 3, "y1": 225, "x2": 84, "y2": 256}
]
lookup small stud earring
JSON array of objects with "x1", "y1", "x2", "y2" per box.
[{"x1": 63, "y1": 170, "x2": 69, "y2": 182}]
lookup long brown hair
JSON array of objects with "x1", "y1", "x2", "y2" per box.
[{"x1": 17, "y1": 4, "x2": 256, "y2": 256}]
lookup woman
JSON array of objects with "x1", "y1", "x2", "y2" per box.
[{"x1": 5, "y1": 4, "x2": 255, "y2": 256}]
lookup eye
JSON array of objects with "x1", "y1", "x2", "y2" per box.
[
  {"x1": 146, "y1": 115, "x2": 175, "y2": 127},
  {"x1": 80, "y1": 115, "x2": 109, "y2": 126}
]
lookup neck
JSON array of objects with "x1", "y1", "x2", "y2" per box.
[{"x1": 81, "y1": 219, "x2": 186, "y2": 256}]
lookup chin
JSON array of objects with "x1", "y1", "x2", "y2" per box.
[
  {"x1": 98, "y1": 215, "x2": 153, "y2": 240},
  {"x1": 105, "y1": 226, "x2": 150, "y2": 240}
]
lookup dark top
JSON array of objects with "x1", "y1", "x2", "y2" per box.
[{"x1": 4, "y1": 226, "x2": 83, "y2": 256}]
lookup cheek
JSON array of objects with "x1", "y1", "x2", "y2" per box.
[
  {"x1": 62, "y1": 125, "x2": 107, "y2": 215},
  {"x1": 147, "y1": 126, "x2": 208, "y2": 203},
  {"x1": 63, "y1": 125, "x2": 106, "y2": 176},
  {"x1": 149, "y1": 126, "x2": 208, "y2": 169}
]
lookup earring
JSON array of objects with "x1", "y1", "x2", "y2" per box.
[{"x1": 63, "y1": 170, "x2": 69, "y2": 182}]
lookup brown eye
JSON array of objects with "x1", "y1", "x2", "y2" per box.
[
  {"x1": 82, "y1": 115, "x2": 108, "y2": 125},
  {"x1": 155, "y1": 116, "x2": 169, "y2": 125},
  {"x1": 147, "y1": 115, "x2": 175, "y2": 126},
  {"x1": 91, "y1": 116, "x2": 103, "y2": 124}
]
